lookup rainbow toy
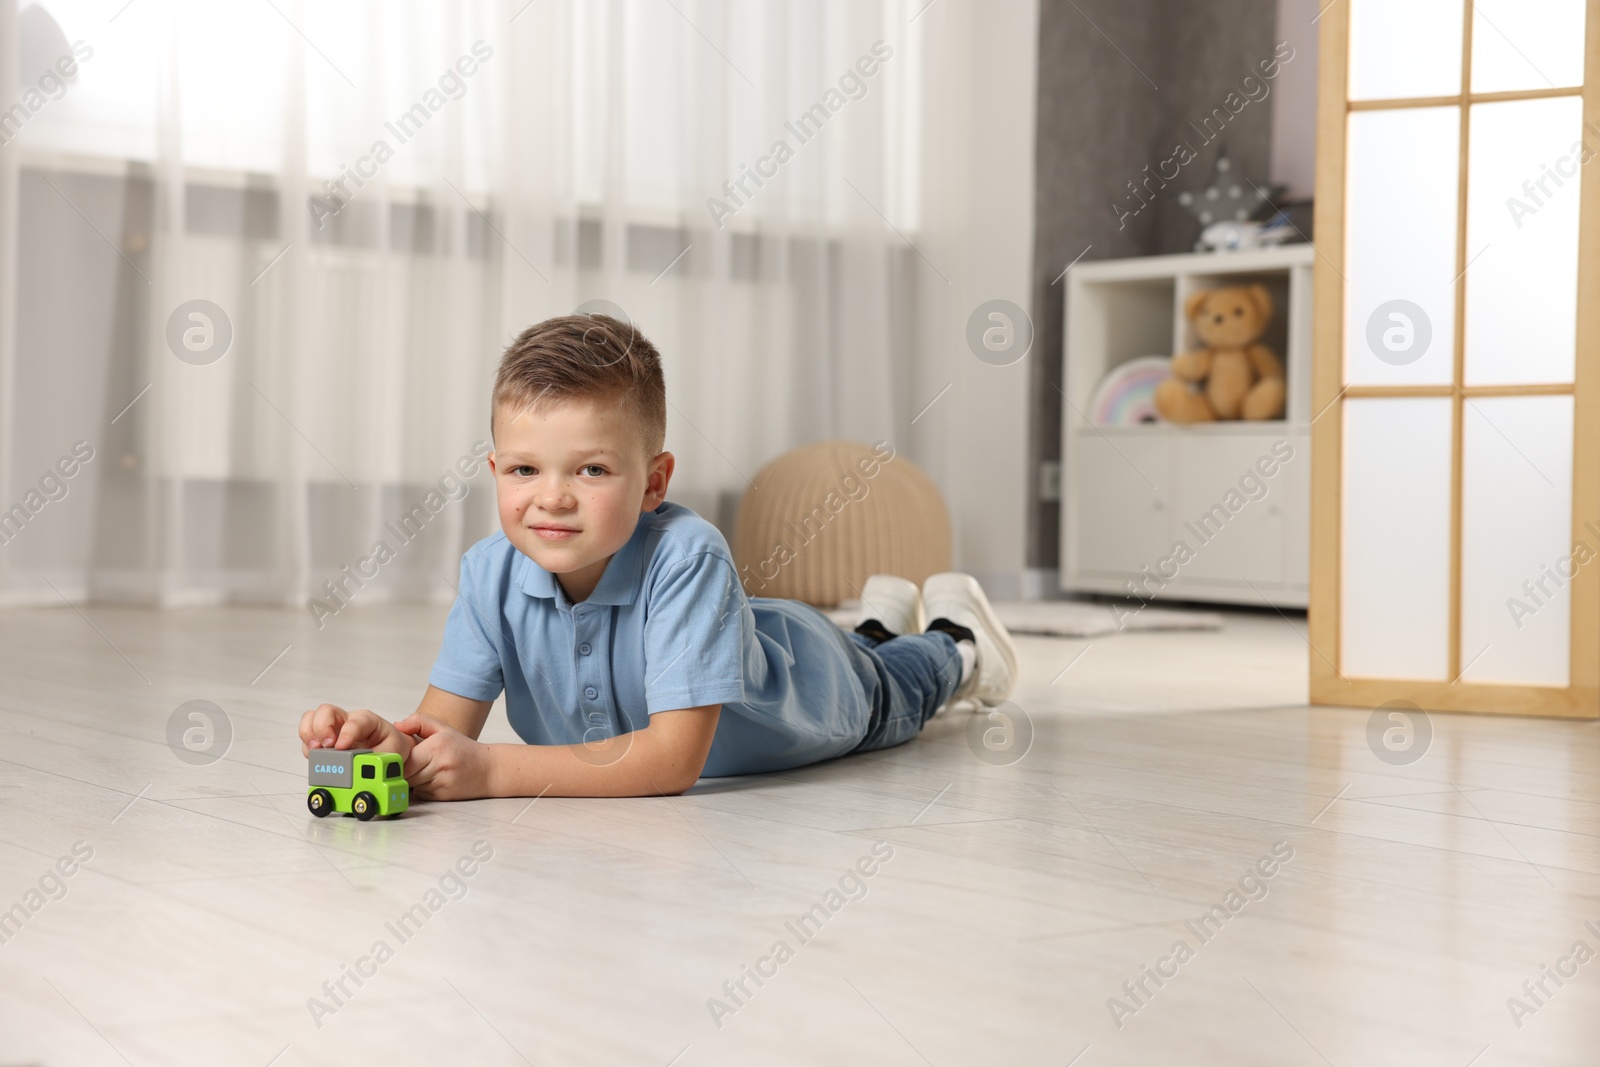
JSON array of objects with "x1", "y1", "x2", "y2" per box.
[{"x1": 1089, "y1": 356, "x2": 1171, "y2": 426}]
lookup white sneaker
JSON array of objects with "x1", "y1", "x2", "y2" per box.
[
  {"x1": 856, "y1": 574, "x2": 925, "y2": 637},
  {"x1": 921, "y1": 572, "x2": 1018, "y2": 705}
]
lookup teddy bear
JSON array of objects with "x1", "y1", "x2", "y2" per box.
[{"x1": 1154, "y1": 284, "x2": 1285, "y2": 422}]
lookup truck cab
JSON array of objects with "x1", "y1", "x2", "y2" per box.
[{"x1": 307, "y1": 749, "x2": 409, "y2": 820}]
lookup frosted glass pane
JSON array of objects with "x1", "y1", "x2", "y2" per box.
[
  {"x1": 1342, "y1": 399, "x2": 1453, "y2": 680},
  {"x1": 1465, "y1": 98, "x2": 1582, "y2": 386},
  {"x1": 1345, "y1": 109, "x2": 1458, "y2": 386},
  {"x1": 1349, "y1": 0, "x2": 1462, "y2": 101},
  {"x1": 1472, "y1": 0, "x2": 1586, "y2": 93},
  {"x1": 1460, "y1": 397, "x2": 1574, "y2": 686}
]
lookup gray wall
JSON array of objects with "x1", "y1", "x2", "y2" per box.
[{"x1": 1028, "y1": 0, "x2": 1311, "y2": 573}]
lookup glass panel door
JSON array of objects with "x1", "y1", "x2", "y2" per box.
[{"x1": 1311, "y1": 0, "x2": 1599, "y2": 718}]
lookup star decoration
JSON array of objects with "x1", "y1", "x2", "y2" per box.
[{"x1": 1176, "y1": 150, "x2": 1280, "y2": 226}]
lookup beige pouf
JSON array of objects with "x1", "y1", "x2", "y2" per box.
[{"x1": 731, "y1": 439, "x2": 952, "y2": 607}]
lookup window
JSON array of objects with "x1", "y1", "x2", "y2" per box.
[
  {"x1": 21, "y1": 1, "x2": 500, "y2": 190},
  {"x1": 20, "y1": 0, "x2": 922, "y2": 230},
  {"x1": 361, "y1": 764, "x2": 375, "y2": 780},
  {"x1": 385, "y1": 762, "x2": 401, "y2": 780}
]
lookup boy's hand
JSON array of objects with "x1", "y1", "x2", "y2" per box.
[
  {"x1": 394, "y1": 713, "x2": 493, "y2": 801},
  {"x1": 299, "y1": 704, "x2": 414, "y2": 760}
]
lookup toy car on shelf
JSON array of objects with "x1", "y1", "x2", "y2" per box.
[{"x1": 307, "y1": 748, "x2": 409, "y2": 820}]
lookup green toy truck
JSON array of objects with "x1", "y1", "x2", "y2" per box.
[{"x1": 306, "y1": 749, "x2": 409, "y2": 820}]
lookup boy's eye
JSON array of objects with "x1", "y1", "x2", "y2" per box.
[
  {"x1": 511, "y1": 465, "x2": 535, "y2": 476},
  {"x1": 581, "y1": 464, "x2": 606, "y2": 477}
]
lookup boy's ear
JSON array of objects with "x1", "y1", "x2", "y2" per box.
[{"x1": 643, "y1": 451, "x2": 675, "y2": 509}]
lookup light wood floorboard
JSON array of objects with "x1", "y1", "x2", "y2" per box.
[{"x1": 0, "y1": 604, "x2": 1596, "y2": 1066}]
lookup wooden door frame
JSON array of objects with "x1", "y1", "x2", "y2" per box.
[{"x1": 1308, "y1": 0, "x2": 1600, "y2": 719}]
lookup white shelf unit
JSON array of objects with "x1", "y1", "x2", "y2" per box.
[{"x1": 1060, "y1": 245, "x2": 1315, "y2": 609}]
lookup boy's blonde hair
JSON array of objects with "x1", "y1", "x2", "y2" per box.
[{"x1": 492, "y1": 314, "x2": 666, "y2": 462}]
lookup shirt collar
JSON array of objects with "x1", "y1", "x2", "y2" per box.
[{"x1": 516, "y1": 507, "x2": 657, "y2": 607}]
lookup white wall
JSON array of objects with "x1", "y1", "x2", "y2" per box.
[
  {"x1": 913, "y1": 0, "x2": 1039, "y2": 598},
  {"x1": 1271, "y1": 0, "x2": 1321, "y2": 200}
]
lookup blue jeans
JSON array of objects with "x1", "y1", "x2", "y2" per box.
[{"x1": 842, "y1": 628, "x2": 964, "y2": 754}]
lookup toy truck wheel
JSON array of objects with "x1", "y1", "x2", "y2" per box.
[
  {"x1": 307, "y1": 789, "x2": 335, "y2": 817},
  {"x1": 352, "y1": 791, "x2": 379, "y2": 821}
]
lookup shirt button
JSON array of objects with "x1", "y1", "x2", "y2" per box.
[
  {"x1": 584, "y1": 686, "x2": 598, "y2": 699},
  {"x1": 579, "y1": 642, "x2": 591, "y2": 655}
]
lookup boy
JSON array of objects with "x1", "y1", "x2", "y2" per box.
[{"x1": 297, "y1": 315, "x2": 1018, "y2": 798}]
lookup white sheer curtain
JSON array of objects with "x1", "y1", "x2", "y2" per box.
[{"x1": 0, "y1": 0, "x2": 1035, "y2": 610}]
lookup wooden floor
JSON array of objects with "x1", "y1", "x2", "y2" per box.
[{"x1": 1, "y1": 601, "x2": 1597, "y2": 1066}]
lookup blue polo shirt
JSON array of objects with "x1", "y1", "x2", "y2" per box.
[{"x1": 427, "y1": 500, "x2": 872, "y2": 777}]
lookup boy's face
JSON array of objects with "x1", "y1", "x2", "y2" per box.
[{"x1": 488, "y1": 396, "x2": 673, "y2": 603}]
